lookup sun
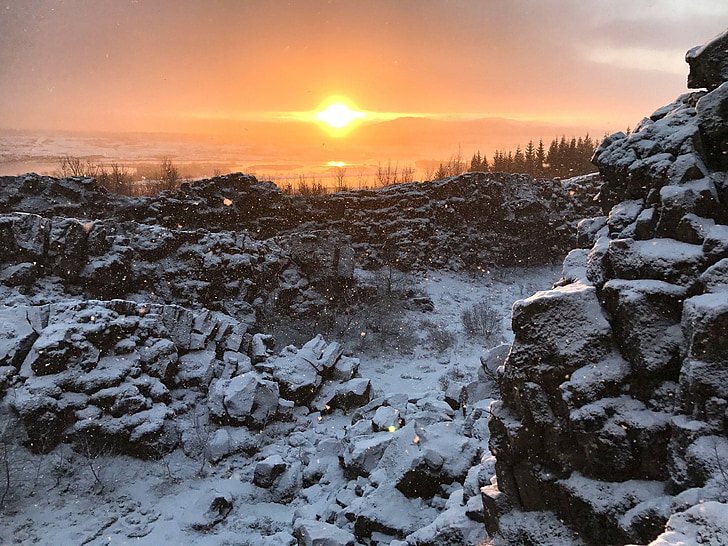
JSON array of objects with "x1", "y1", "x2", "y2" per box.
[{"x1": 317, "y1": 103, "x2": 364, "y2": 128}]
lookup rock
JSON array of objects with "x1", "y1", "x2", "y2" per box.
[
  {"x1": 558, "y1": 248, "x2": 590, "y2": 285},
  {"x1": 176, "y1": 350, "x2": 216, "y2": 390},
  {"x1": 180, "y1": 490, "x2": 233, "y2": 531},
  {"x1": 675, "y1": 213, "x2": 715, "y2": 244},
  {"x1": 656, "y1": 180, "x2": 720, "y2": 236},
  {"x1": 700, "y1": 257, "x2": 728, "y2": 292},
  {"x1": 697, "y1": 82, "x2": 728, "y2": 170},
  {"x1": 608, "y1": 238, "x2": 706, "y2": 289},
  {"x1": 371, "y1": 406, "x2": 404, "y2": 432},
  {"x1": 607, "y1": 199, "x2": 643, "y2": 236},
  {"x1": 576, "y1": 216, "x2": 607, "y2": 249},
  {"x1": 340, "y1": 433, "x2": 393, "y2": 478},
  {"x1": 345, "y1": 484, "x2": 439, "y2": 540},
  {"x1": 292, "y1": 518, "x2": 356, "y2": 546},
  {"x1": 208, "y1": 372, "x2": 280, "y2": 428},
  {"x1": 269, "y1": 348, "x2": 323, "y2": 404},
  {"x1": 703, "y1": 224, "x2": 728, "y2": 261},
  {"x1": 139, "y1": 338, "x2": 178, "y2": 385},
  {"x1": 252, "y1": 333, "x2": 274, "y2": 364},
  {"x1": 404, "y1": 490, "x2": 490, "y2": 546},
  {"x1": 686, "y1": 28, "x2": 728, "y2": 90},
  {"x1": 0, "y1": 262, "x2": 36, "y2": 286},
  {"x1": 253, "y1": 454, "x2": 287, "y2": 488},
  {"x1": 648, "y1": 501, "x2": 728, "y2": 546},
  {"x1": 312, "y1": 378, "x2": 372, "y2": 413},
  {"x1": 601, "y1": 279, "x2": 686, "y2": 378},
  {"x1": 331, "y1": 355, "x2": 359, "y2": 381},
  {"x1": 0, "y1": 305, "x2": 44, "y2": 369}
]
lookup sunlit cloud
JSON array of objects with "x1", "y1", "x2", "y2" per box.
[{"x1": 584, "y1": 46, "x2": 688, "y2": 75}]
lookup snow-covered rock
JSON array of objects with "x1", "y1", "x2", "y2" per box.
[{"x1": 488, "y1": 29, "x2": 728, "y2": 545}]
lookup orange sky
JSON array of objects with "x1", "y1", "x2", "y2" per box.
[{"x1": 1, "y1": 1, "x2": 727, "y2": 165}]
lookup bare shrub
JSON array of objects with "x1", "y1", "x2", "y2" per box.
[
  {"x1": 400, "y1": 164, "x2": 415, "y2": 184},
  {"x1": 54, "y1": 155, "x2": 100, "y2": 178},
  {"x1": 376, "y1": 161, "x2": 400, "y2": 187},
  {"x1": 462, "y1": 300, "x2": 502, "y2": 341},
  {"x1": 420, "y1": 319, "x2": 456, "y2": 353},
  {"x1": 332, "y1": 166, "x2": 348, "y2": 192},
  {"x1": 97, "y1": 162, "x2": 133, "y2": 195},
  {"x1": 182, "y1": 405, "x2": 213, "y2": 477},
  {"x1": 296, "y1": 174, "x2": 326, "y2": 196},
  {"x1": 156, "y1": 157, "x2": 180, "y2": 192},
  {"x1": 73, "y1": 435, "x2": 112, "y2": 495},
  {"x1": 479, "y1": 354, "x2": 502, "y2": 398}
]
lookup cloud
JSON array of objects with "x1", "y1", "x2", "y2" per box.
[{"x1": 585, "y1": 46, "x2": 688, "y2": 75}]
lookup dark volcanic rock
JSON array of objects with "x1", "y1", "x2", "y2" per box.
[
  {"x1": 686, "y1": 28, "x2": 728, "y2": 90},
  {"x1": 487, "y1": 30, "x2": 728, "y2": 545}
]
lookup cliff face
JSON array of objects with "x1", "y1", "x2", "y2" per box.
[{"x1": 485, "y1": 29, "x2": 728, "y2": 545}]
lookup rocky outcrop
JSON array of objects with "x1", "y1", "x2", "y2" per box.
[
  {"x1": 486, "y1": 30, "x2": 728, "y2": 545},
  {"x1": 1, "y1": 297, "x2": 373, "y2": 459},
  {"x1": 2, "y1": 170, "x2": 601, "y2": 274}
]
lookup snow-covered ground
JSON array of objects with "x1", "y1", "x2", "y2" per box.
[{"x1": 0, "y1": 265, "x2": 562, "y2": 546}]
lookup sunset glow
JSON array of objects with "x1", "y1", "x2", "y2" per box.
[
  {"x1": 1, "y1": 1, "x2": 727, "y2": 177},
  {"x1": 317, "y1": 104, "x2": 364, "y2": 128}
]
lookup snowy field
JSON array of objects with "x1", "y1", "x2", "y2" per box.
[{"x1": 0, "y1": 265, "x2": 563, "y2": 546}]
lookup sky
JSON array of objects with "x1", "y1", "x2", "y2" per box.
[{"x1": 1, "y1": 1, "x2": 727, "y2": 165}]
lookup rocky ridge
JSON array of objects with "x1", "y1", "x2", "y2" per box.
[{"x1": 485, "y1": 28, "x2": 728, "y2": 545}]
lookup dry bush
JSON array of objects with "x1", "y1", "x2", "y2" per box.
[
  {"x1": 97, "y1": 162, "x2": 134, "y2": 195},
  {"x1": 296, "y1": 174, "x2": 326, "y2": 195},
  {"x1": 332, "y1": 166, "x2": 348, "y2": 192},
  {"x1": 420, "y1": 319, "x2": 456, "y2": 353},
  {"x1": 157, "y1": 157, "x2": 180, "y2": 192},
  {"x1": 461, "y1": 300, "x2": 502, "y2": 341},
  {"x1": 260, "y1": 267, "x2": 422, "y2": 356}
]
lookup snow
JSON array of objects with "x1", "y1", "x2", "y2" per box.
[{"x1": 0, "y1": 265, "x2": 563, "y2": 545}]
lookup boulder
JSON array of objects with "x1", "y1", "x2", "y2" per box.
[
  {"x1": 176, "y1": 350, "x2": 216, "y2": 390},
  {"x1": 686, "y1": 28, "x2": 728, "y2": 90},
  {"x1": 292, "y1": 519, "x2": 356, "y2": 546},
  {"x1": 697, "y1": 82, "x2": 728, "y2": 170},
  {"x1": 208, "y1": 372, "x2": 280, "y2": 428},
  {"x1": 253, "y1": 454, "x2": 287, "y2": 488},
  {"x1": 601, "y1": 279, "x2": 686, "y2": 378}
]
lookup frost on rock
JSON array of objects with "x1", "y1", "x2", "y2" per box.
[{"x1": 487, "y1": 28, "x2": 728, "y2": 546}]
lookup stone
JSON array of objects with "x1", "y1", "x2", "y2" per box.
[
  {"x1": 700, "y1": 257, "x2": 728, "y2": 292},
  {"x1": 292, "y1": 518, "x2": 356, "y2": 546},
  {"x1": 340, "y1": 433, "x2": 393, "y2": 478},
  {"x1": 0, "y1": 262, "x2": 36, "y2": 286},
  {"x1": 601, "y1": 279, "x2": 687, "y2": 378},
  {"x1": 254, "y1": 454, "x2": 287, "y2": 488},
  {"x1": 675, "y1": 213, "x2": 715, "y2": 244},
  {"x1": 649, "y1": 501, "x2": 728, "y2": 545},
  {"x1": 558, "y1": 248, "x2": 590, "y2": 285},
  {"x1": 208, "y1": 372, "x2": 280, "y2": 427},
  {"x1": 180, "y1": 490, "x2": 233, "y2": 531},
  {"x1": 686, "y1": 28, "x2": 728, "y2": 90},
  {"x1": 371, "y1": 406, "x2": 404, "y2": 432},
  {"x1": 703, "y1": 223, "x2": 728, "y2": 261},
  {"x1": 176, "y1": 350, "x2": 216, "y2": 390},
  {"x1": 607, "y1": 199, "x2": 643, "y2": 236},
  {"x1": 608, "y1": 238, "x2": 706, "y2": 289},
  {"x1": 345, "y1": 484, "x2": 439, "y2": 540},
  {"x1": 139, "y1": 338, "x2": 178, "y2": 385},
  {"x1": 656, "y1": 180, "x2": 721, "y2": 235},
  {"x1": 0, "y1": 306, "x2": 44, "y2": 369},
  {"x1": 269, "y1": 349, "x2": 323, "y2": 404},
  {"x1": 697, "y1": 82, "x2": 728, "y2": 170},
  {"x1": 576, "y1": 216, "x2": 607, "y2": 249},
  {"x1": 252, "y1": 333, "x2": 274, "y2": 364}
]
